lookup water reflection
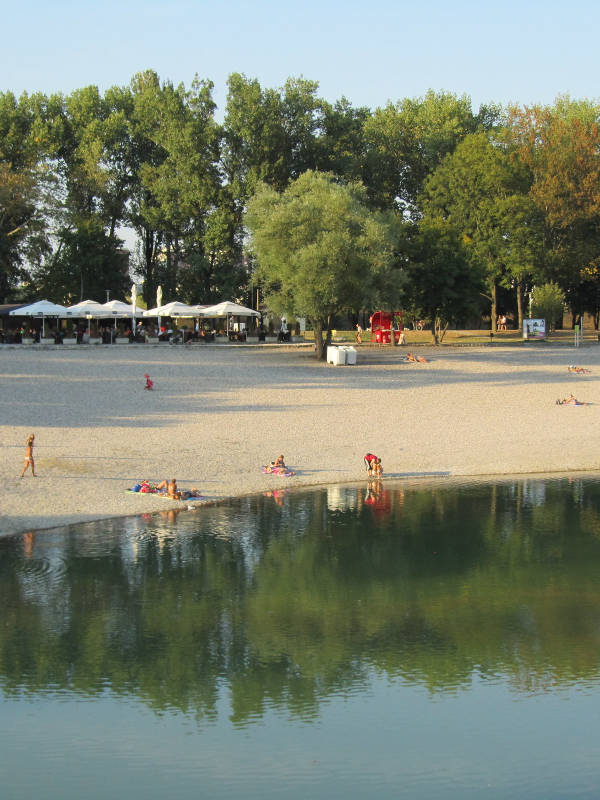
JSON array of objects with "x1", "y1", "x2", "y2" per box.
[{"x1": 2, "y1": 477, "x2": 600, "y2": 724}]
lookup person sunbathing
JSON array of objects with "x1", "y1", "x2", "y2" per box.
[
  {"x1": 556, "y1": 394, "x2": 589, "y2": 406},
  {"x1": 265, "y1": 455, "x2": 286, "y2": 471},
  {"x1": 156, "y1": 478, "x2": 202, "y2": 499},
  {"x1": 568, "y1": 365, "x2": 591, "y2": 374},
  {"x1": 263, "y1": 456, "x2": 296, "y2": 476},
  {"x1": 179, "y1": 487, "x2": 202, "y2": 499},
  {"x1": 406, "y1": 352, "x2": 428, "y2": 363}
]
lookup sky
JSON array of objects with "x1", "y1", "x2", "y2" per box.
[{"x1": 3, "y1": 0, "x2": 600, "y2": 116}]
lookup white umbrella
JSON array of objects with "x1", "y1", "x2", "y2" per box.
[
  {"x1": 198, "y1": 301, "x2": 260, "y2": 336},
  {"x1": 99, "y1": 299, "x2": 145, "y2": 330},
  {"x1": 143, "y1": 301, "x2": 203, "y2": 318},
  {"x1": 100, "y1": 300, "x2": 145, "y2": 317},
  {"x1": 198, "y1": 301, "x2": 260, "y2": 318},
  {"x1": 10, "y1": 299, "x2": 69, "y2": 338},
  {"x1": 65, "y1": 300, "x2": 106, "y2": 317}
]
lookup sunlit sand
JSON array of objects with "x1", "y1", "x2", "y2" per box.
[{"x1": 2, "y1": 343, "x2": 600, "y2": 535}]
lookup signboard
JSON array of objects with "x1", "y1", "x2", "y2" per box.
[{"x1": 523, "y1": 318, "x2": 545, "y2": 339}]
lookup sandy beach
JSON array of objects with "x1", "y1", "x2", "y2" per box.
[{"x1": 1, "y1": 342, "x2": 600, "y2": 536}]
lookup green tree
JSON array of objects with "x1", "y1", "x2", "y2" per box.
[
  {"x1": 363, "y1": 90, "x2": 493, "y2": 214},
  {"x1": 246, "y1": 170, "x2": 397, "y2": 358},
  {"x1": 0, "y1": 91, "x2": 49, "y2": 301},
  {"x1": 130, "y1": 72, "x2": 232, "y2": 304},
  {"x1": 508, "y1": 98, "x2": 600, "y2": 326},
  {"x1": 421, "y1": 131, "x2": 540, "y2": 330},
  {"x1": 398, "y1": 218, "x2": 485, "y2": 343},
  {"x1": 316, "y1": 97, "x2": 370, "y2": 183},
  {"x1": 33, "y1": 219, "x2": 128, "y2": 303},
  {"x1": 531, "y1": 282, "x2": 565, "y2": 330},
  {"x1": 222, "y1": 73, "x2": 325, "y2": 200}
]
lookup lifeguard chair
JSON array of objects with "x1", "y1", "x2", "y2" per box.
[{"x1": 369, "y1": 311, "x2": 403, "y2": 344}]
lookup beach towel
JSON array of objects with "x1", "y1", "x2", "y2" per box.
[
  {"x1": 262, "y1": 466, "x2": 295, "y2": 477},
  {"x1": 126, "y1": 486, "x2": 203, "y2": 500}
]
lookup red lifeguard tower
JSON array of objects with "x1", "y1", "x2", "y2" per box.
[{"x1": 369, "y1": 311, "x2": 403, "y2": 344}]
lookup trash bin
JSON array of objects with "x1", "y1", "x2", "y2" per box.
[
  {"x1": 343, "y1": 346, "x2": 357, "y2": 365},
  {"x1": 327, "y1": 346, "x2": 346, "y2": 365}
]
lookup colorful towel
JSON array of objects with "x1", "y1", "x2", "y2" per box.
[{"x1": 262, "y1": 466, "x2": 295, "y2": 477}]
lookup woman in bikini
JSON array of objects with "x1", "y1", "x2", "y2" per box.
[{"x1": 20, "y1": 433, "x2": 36, "y2": 477}]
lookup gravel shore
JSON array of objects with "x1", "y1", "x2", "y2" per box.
[{"x1": 2, "y1": 343, "x2": 599, "y2": 536}]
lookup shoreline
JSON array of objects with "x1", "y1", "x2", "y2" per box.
[
  {"x1": 2, "y1": 344, "x2": 600, "y2": 537},
  {"x1": 9, "y1": 468, "x2": 600, "y2": 539}
]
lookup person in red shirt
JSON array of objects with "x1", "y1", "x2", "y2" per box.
[{"x1": 364, "y1": 453, "x2": 381, "y2": 477}]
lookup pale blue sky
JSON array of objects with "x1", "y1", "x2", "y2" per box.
[{"x1": 3, "y1": 0, "x2": 599, "y2": 115}]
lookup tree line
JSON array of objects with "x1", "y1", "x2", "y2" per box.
[{"x1": 2, "y1": 72, "x2": 600, "y2": 349}]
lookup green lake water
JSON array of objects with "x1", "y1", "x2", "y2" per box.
[{"x1": 2, "y1": 476, "x2": 600, "y2": 799}]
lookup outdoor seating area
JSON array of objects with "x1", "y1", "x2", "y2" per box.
[{"x1": 0, "y1": 298, "x2": 264, "y2": 345}]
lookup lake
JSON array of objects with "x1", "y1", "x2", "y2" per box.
[{"x1": 2, "y1": 476, "x2": 600, "y2": 799}]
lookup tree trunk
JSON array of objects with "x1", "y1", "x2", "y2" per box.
[
  {"x1": 437, "y1": 319, "x2": 449, "y2": 343},
  {"x1": 516, "y1": 280, "x2": 524, "y2": 330},
  {"x1": 313, "y1": 320, "x2": 325, "y2": 360},
  {"x1": 491, "y1": 282, "x2": 498, "y2": 332}
]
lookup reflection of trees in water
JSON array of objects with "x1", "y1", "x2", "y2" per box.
[{"x1": 2, "y1": 477, "x2": 600, "y2": 723}]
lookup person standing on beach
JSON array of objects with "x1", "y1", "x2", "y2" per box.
[{"x1": 19, "y1": 433, "x2": 36, "y2": 477}]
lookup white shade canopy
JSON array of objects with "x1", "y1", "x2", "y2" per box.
[
  {"x1": 65, "y1": 300, "x2": 106, "y2": 317},
  {"x1": 198, "y1": 301, "x2": 260, "y2": 318},
  {"x1": 143, "y1": 301, "x2": 206, "y2": 318},
  {"x1": 100, "y1": 300, "x2": 145, "y2": 317},
  {"x1": 9, "y1": 299, "x2": 69, "y2": 317}
]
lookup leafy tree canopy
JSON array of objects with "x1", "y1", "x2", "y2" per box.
[
  {"x1": 398, "y1": 217, "x2": 486, "y2": 343},
  {"x1": 246, "y1": 170, "x2": 397, "y2": 357}
]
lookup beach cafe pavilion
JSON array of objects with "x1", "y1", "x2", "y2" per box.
[
  {"x1": 197, "y1": 301, "x2": 261, "y2": 338},
  {"x1": 5, "y1": 299, "x2": 144, "y2": 340},
  {"x1": 3, "y1": 298, "x2": 262, "y2": 343},
  {"x1": 8, "y1": 299, "x2": 69, "y2": 338}
]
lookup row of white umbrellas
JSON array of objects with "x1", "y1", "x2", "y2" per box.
[
  {"x1": 9, "y1": 298, "x2": 260, "y2": 336},
  {"x1": 10, "y1": 299, "x2": 260, "y2": 319}
]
